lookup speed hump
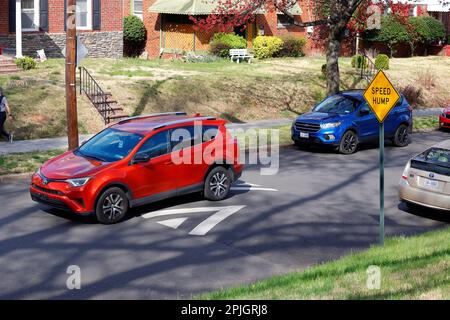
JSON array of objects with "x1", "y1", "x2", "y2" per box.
[{"x1": 363, "y1": 70, "x2": 400, "y2": 123}]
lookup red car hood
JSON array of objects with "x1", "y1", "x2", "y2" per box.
[{"x1": 41, "y1": 151, "x2": 111, "y2": 180}]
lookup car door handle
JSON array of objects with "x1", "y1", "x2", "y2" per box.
[{"x1": 163, "y1": 160, "x2": 173, "y2": 165}]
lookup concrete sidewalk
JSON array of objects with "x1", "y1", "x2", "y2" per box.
[{"x1": 0, "y1": 109, "x2": 443, "y2": 155}]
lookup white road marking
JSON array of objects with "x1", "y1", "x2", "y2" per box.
[
  {"x1": 142, "y1": 206, "x2": 247, "y2": 236},
  {"x1": 231, "y1": 181, "x2": 279, "y2": 192},
  {"x1": 189, "y1": 206, "x2": 246, "y2": 236},
  {"x1": 157, "y1": 217, "x2": 188, "y2": 229}
]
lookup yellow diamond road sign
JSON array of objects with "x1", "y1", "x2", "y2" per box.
[{"x1": 363, "y1": 70, "x2": 400, "y2": 123}]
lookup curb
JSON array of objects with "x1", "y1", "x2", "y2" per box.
[{"x1": 0, "y1": 172, "x2": 33, "y2": 184}]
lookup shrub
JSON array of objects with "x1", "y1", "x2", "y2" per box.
[
  {"x1": 209, "y1": 33, "x2": 247, "y2": 57},
  {"x1": 123, "y1": 15, "x2": 146, "y2": 43},
  {"x1": 422, "y1": 16, "x2": 445, "y2": 42},
  {"x1": 14, "y1": 56, "x2": 37, "y2": 70},
  {"x1": 278, "y1": 35, "x2": 306, "y2": 57},
  {"x1": 253, "y1": 36, "x2": 284, "y2": 59},
  {"x1": 401, "y1": 85, "x2": 422, "y2": 107},
  {"x1": 351, "y1": 54, "x2": 368, "y2": 69},
  {"x1": 375, "y1": 54, "x2": 389, "y2": 70},
  {"x1": 123, "y1": 15, "x2": 146, "y2": 57}
]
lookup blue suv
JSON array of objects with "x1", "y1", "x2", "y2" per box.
[{"x1": 291, "y1": 90, "x2": 413, "y2": 154}]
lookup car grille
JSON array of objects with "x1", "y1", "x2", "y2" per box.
[
  {"x1": 295, "y1": 122, "x2": 321, "y2": 133},
  {"x1": 31, "y1": 192, "x2": 70, "y2": 211},
  {"x1": 32, "y1": 184, "x2": 64, "y2": 196}
]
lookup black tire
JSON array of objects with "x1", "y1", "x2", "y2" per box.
[
  {"x1": 339, "y1": 131, "x2": 358, "y2": 155},
  {"x1": 393, "y1": 124, "x2": 410, "y2": 147},
  {"x1": 95, "y1": 187, "x2": 129, "y2": 224},
  {"x1": 204, "y1": 167, "x2": 232, "y2": 201}
]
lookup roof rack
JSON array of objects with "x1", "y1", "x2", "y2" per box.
[
  {"x1": 154, "y1": 117, "x2": 216, "y2": 130},
  {"x1": 118, "y1": 112, "x2": 187, "y2": 124}
]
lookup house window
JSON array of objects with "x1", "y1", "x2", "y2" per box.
[
  {"x1": 277, "y1": 14, "x2": 294, "y2": 28},
  {"x1": 22, "y1": 0, "x2": 40, "y2": 31},
  {"x1": 76, "y1": 0, "x2": 92, "y2": 30},
  {"x1": 134, "y1": 0, "x2": 143, "y2": 20}
]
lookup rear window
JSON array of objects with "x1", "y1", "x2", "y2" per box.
[{"x1": 411, "y1": 148, "x2": 450, "y2": 176}]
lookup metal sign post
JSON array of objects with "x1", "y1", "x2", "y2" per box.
[
  {"x1": 363, "y1": 70, "x2": 400, "y2": 246},
  {"x1": 379, "y1": 121, "x2": 385, "y2": 246}
]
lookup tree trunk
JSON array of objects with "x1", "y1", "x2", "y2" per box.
[{"x1": 326, "y1": 33, "x2": 341, "y2": 95}]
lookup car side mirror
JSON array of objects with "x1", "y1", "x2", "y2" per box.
[
  {"x1": 360, "y1": 109, "x2": 370, "y2": 116},
  {"x1": 132, "y1": 153, "x2": 151, "y2": 164}
]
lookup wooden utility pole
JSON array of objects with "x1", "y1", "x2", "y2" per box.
[{"x1": 66, "y1": 0, "x2": 79, "y2": 150}]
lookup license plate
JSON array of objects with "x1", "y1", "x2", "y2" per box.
[
  {"x1": 300, "y1": 132, "x2": 309, "y2": 139},
  {"x1": 424, "y1": 178, "x2": 439, "y2": 189}
]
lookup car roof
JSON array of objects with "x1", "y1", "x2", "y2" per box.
[
  {"x1": 339, "y1": 89, "x2": 365, "y2": 100},
  {"x1": 110, "y1": 114, "x2": 220, "y2": 136}
]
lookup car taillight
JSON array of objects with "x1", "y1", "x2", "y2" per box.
[
  {"x1": 408, "y1": 105, "x2": 413, "y2": 112},
  {"x1": 402, "y1": 162, "x2": 411, "y2": 180}
]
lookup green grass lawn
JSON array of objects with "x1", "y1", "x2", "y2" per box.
[
  {"x1": 414, "y1": 116, "x2": 440, "y2": 131},
  {"x1": 2, "y1": 56, "x2": 448, "y2": 141},
  {"x1": 200, "y1": 227, "x2": 450, "y2": 300},
  {"x1": 0, "y1": 149, "x2": 64, "y2": 175}
]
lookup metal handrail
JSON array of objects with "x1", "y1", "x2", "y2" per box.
[
  {"x1": 360, "y1": 53, "x2": 377, "y2": 81},
  {"x1": 79, "y1": 66, "x2": 115, "y2": 124}
]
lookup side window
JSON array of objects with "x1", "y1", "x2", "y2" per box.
[
  {"x1": 170, "y1": 126, "x2": 202, "y2": 151},
  {"x1": 203, "y1": 125, "x2": 219, "y2": 142},
  {"x1": 137, "y1": 131, "x2": 170, "y2": 158}
]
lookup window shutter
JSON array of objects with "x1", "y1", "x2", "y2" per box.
[
  {"x1": 39, "y1": 0, "x2": 49, "y2": 31},
  {"x1": 64, "y1": 0, "x2": 67, "y2": 31},
  {"x1": 8, "y1": 0, "x2": 16, "y2": 33},
  {"x1": 93, "y1": 0, "x2": 101, "y2": 30}
]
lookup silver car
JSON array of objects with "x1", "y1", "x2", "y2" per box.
[{"x1": 399, "y1": 140, "x2": 450, "y2": 211}]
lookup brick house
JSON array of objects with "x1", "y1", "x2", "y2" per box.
[
  {"x1": 0, "y1": 0, "x2": 123, "y2": 58},
  {"x1": 123, "y1": 0, "x2": 327, "y2": 59}
]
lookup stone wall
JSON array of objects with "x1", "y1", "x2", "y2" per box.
[{"x1": 0, "y1": 31, "x2": 123, "y2": 58}]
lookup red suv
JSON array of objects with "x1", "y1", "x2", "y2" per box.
[
  {"x1": 439, "y1": 106, "x2": 450, "y2": 130},
  {"x1": 30, "y1": 113, "x2": 243, "y2": 224}
]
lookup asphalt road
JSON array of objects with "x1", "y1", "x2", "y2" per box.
[{"x1": 0, "y1": 131, "x2": 449, "y2": 299}]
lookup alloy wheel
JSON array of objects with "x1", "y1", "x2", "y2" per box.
[
  {"x1": 102, "y1": 193, "x2": 125, "y2": 221},
  {"x1": 343, "y1": 132, "x2": 357, "y2": 153},
  {"x1": 209, "y1": 172, "x2": 229, "y2": 198},
  {"x1": 397, "y1": 126, "x2": 409, "y2": 145}
]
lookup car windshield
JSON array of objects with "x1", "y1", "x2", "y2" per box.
[
  {"x1": 312, "y1": 95, "x2": 356, "y2": 115},
  {"x1": 76, "y1": 128, "x2": 144, "y2": 163}
]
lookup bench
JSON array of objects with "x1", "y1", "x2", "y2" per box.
[{"x1": 230, "y1": 49, "x2": 253, "y2": 64}]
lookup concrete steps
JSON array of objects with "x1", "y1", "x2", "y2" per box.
[{"x1": 0, "y1": 56, "x2": 21, "y2": 74}]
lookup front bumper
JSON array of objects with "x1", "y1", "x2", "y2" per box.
[
  {"x1": 439, "y1": 115, "x2": 450, "y2": 129},
  {"x1": 399, "y1": 178, "x2": 450, "y2": 211},
  {"x1": 291, "y1": 126, "x2": 342, "y2": 146},
  {"x1": 30, "y1": 174, "x2": 93, "y2": 215}
]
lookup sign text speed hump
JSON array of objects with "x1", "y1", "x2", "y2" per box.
[{"x1": 363, "y1": 70, "x2": 400, "y2": 123}]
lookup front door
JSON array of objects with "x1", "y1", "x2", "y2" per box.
[
  {"x1": 127, "y1": 130, "x2": 176, "y2": 200},
  {"x1": 355, "y1": 102, "x2": 379, "y2": 141}
]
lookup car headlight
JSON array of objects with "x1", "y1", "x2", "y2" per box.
[
  {"x1": 320, "y1": 122, "x2": 342, "y2": 129},
  {"x1": 66, "y1": 177, "x2": 91, "y2": 187}
]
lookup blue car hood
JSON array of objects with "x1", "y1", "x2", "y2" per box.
[{"x1": 296, "y1": 112, "x2": 344, "y2": 123}]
